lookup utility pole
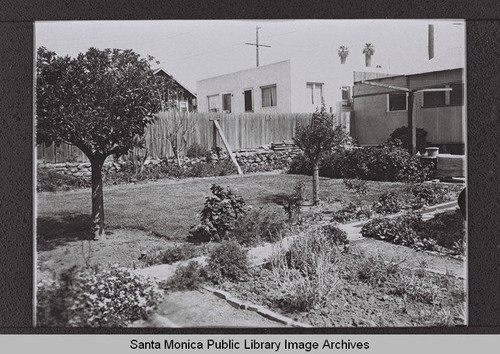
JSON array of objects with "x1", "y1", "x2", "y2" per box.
[{"x1": 245, "y1": 26, "x2": 271, "y2": 67}]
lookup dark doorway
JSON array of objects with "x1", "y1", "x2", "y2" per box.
[{"x1": 244, "y1": 89, "x2": 253, "y2": 112}]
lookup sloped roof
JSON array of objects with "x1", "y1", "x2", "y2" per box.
[{"x1": 153, "y1": 68, "x2": 196, "y2": 98}]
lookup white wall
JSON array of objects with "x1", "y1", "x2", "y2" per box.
[{"x1": 196, "y1": 60, "x2": 292, "y2": 113}]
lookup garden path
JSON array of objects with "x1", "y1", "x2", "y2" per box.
[{"x1": 136, "y1": 200, "x2": 465, "y2": 327}]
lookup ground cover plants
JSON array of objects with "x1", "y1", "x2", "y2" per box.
[
  {"x1": 221, "y1": 236, "x2": 465, "y2": 327},
  {"x1": 37, "y1": 265, "x2": 164, "y2": 327},
  {"x1": 361, "y1": 210, "x2": 465, "y2": 256}
]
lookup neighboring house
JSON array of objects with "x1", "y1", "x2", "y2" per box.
[
  {"x1": 153, "y1": 68, "x2": 197, "y2": 112},
  {"x1": 196, "y1": 59, "x2": 391, "y2": 118},
  {"x1": 351, "y1": 67, "x2": 465, "y2": 154}
]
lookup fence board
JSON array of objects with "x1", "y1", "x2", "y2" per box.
[{"x1": 36, "y1": 112, "x2": 313, "y2": 163}]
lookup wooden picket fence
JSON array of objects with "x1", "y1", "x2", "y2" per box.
[{"x1": 36, "y1": 112, "x2": 313, "y2": 163}]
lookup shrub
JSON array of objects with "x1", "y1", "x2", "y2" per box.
[
  {"x1": 288, "y1": 154, "x2": 313, "y2": 176},
  {"x1": 270, "y1": 230, "x2": 339, "y2": 311},
  {"x1": 164, "y1": 261, "x2": 206, "y2": 291},
  {"x1": 372, "y1": 192, "x2": 404, "y2": 215},
  {"x1": 230, "y1": 207, "x2": 286, "y2": 246},
  {"x1": 191, "y1": 184, "x2": 247, "y2": 242},
  {"x1": 343, "y1": 178, "x2": 368, "y2": 196},
  {"x1": 388, "y1": 126, "x2": 428, "y2": 153},
  {"x1": 290, "y1": 143, "x2": 430, "y2": 183},
  {"x1": 331, "y1": 203, "x2": 372, "y2": 223},
  {"x1": 206, "y1": 241, "x2": 249, "y2": 283},
  {"x1": 37, "y1": 170, "x2": 90, "y2": 192},
  {"x1": 143, "y1": 244, "x2": 200, "y2": 266},
  {"x1": 356, "y1": 254, "x2": 402, "y2": 287},
  {"x1": 361, "y1": 213, "x2": 422, "y2": 246},
  {"x1": 37, "y1": 265, "x2": 163, "y2": 327},
  {"x1": 321, "y1": 224, "x2": 347, "y2": 246},
  {"x1": 186, "y1": 143, "x2": 211, "y2": 159},
  {"x1": 283, "y1": 181, "x2": 305, "y2": 221},
  {"x1": 411, "y1": 183, "x2": 459, "y2": 206}
]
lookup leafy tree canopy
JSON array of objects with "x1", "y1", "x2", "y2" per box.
[{"x1": 36, "y1": 46, "x2": 172, "y2": 158}]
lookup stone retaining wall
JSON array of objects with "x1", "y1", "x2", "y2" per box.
[{"x1": 37, "y1": 148, "x2": 303, "y2": 178}]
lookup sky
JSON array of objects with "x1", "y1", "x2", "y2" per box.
[{"x1": 35, "y1": 20, "x2": 465, "y2": 94}]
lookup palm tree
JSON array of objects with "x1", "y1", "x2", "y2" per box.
[
  {"x1": 362, "y1": 43, "x2": 375, "y2": 67},
  {"x1": 338, "y1": 46, "x2": 349, "y2": 64}
]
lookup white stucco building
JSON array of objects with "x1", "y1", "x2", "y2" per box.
[{"x1": 196, "y1": 58, "x2": 393, "y2": 119}]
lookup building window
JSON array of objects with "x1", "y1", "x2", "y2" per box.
[
  {"x1": 341, "y1": 86, "x2": 351, "y2": 105},
  {"x1": 423, "y1": 89, "x2": 446, "y2": 108},
  {"x1": 244, "y1": 89, "x2": 253, "y2": 112},
  {"x1": 306, "y1": 82, "x2": 324, "y2": 105},
  {"x1": 449, "y1": 83, "x2": 464, "y2": 106},
  {"x1": 388, "y1": 93, "x2": 407, "y2": 111},
  {"x1": 222, "y1": 93, "x2": 232, "y2": 113},
  {"x1": 261, "y1": 85, "x2": 277, "y2": 107},
  {"x1": 208, "y1": 95, "x2": 219, "y2": 112}
]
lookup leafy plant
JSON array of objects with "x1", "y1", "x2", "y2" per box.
[
  {"x1": 37, "y1": 265, "x2": 163, "y2": 327},
  {"x1": 205, "y1": 241, "x2": 249, "y2": 284},
  {"x1": 191, "y1": 184, "x2": 247, "y2": 242},
  {"x1": 411, "y1": 183, "x2": 459, "y2": 206},
  {"x1": 230, "y1": 207, "x2": 286, "y2": 246},
  {"x1": 361, "y1": 212, "x2": 423, "y2": 247},
  {"x1": 186, "y1": 143, "x2": 211, "y2": 159},
  {"x1": 343, "y1": 178, "x2": 368, "y2": 196},
  {"x1": 321, "y1": 224, "x2": 348, "y2": 246},
  {"x1": 283, "y1": 181, "x2": 305, "y2": 222},
  {"x1": 143, "y1": 244, "x2": 200, "y2": 266},
  {"x1": 388, "y1": 126, "x2": 428, "y2": 154},
  {"x1": 164, "y1": 261, "x2": 207, "y2": 291},
  {"x1": 37, "y1": 170, "x2": 90, "y2": 192},
  {"x1": 372, "y1": 191, "x2": 404, "y2": 214}
]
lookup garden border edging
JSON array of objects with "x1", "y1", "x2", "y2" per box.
[{"x1": 202, "y1": 286, "x2": 312, "y2": 328}]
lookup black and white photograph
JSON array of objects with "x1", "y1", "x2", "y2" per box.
[{"x1": 35, "y1": 19, "x2": 466, "y2": 328}]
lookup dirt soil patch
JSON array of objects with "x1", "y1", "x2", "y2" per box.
[
  {"x1": 37, "y1": 228, "x2": 176, "y2": 277},
  {"x1": 155, "y1": 289, "x2": 288, "y2": 327}
]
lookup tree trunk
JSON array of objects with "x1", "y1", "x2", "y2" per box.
[
  {"x1": 91, "y1": 154, "x2": 106, "y2": 240},
  {"x1": 312, "y1": 162, "x2": 320, "y2": 206},
  {"x1": 365, "y1": 55, "x2": 371, "y2": 67}
]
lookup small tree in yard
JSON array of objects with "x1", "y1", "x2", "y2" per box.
[
  {"x1": 295, "y1": 105, "x2": 349, "y2": 206},
  {"x1": 36, "y1": 47, "x2": 172, "y2": 239}
]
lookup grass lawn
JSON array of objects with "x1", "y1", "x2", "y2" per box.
[{"x1": 37, "y1": 173, "x2": 412, "y2": 242}]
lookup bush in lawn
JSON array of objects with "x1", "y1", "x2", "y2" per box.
[
  {"x1": 283, "y1": 181, "x2": 305, "y2": 222},
  {"x1": 143, "y1": 244, "x2": 200, "y2": 266},
  {"x1": 343, "y1": 178, "x2": 368, "y2": 196},
  {"x1": 205, "y1": 241, "x2": 249, "y2": 283},
  {"x1": 164, "y1": 261, "x2": 207, "y2": 291},
  {"x1": 230, "y1": 207, "x2": 287, "y2": 246},
  {"x1": 361, "y1": 213, "x2": 422, "y2": 247},
  {"x1": 190, "y1": 184, "x2": 247, "y2": 242},
  {"x1": 37, "y1": 169, "x2": 91, "y2": 192},
  {"x1": 417, "y1": 210, "x2": 466, "y2": 254},
  {"x1": 410, "y1": 183, "x2": 459, "y2": 206},
  {"x1": 372, "y1": 191, "x2": 405, "y2": 214},
  {"x1": 186, "y1": 143, "x2": 211, "y2": 159},
  {"x1": 388, "y1": 126, "x2": 428, "y2": 154},
  {"x1": 37, "y1": 265, "x2": 163, "y2": 327}
]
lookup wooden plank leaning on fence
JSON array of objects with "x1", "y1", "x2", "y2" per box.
[{"x1": 211, "y1": 119, "x2": 243, "y2": 175}]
